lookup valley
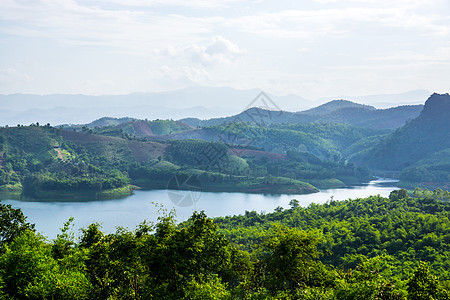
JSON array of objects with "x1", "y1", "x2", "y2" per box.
[{"x1": 0, "y1": 93, "x2": 448, "y2": 199}]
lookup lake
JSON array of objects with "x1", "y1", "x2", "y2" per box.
[{"x1": 1, "y1": 179, "x2": 399, "y2": 239}]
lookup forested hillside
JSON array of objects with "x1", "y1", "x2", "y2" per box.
[
  {"x1": 0, "y1": 191, "x2": 449, "y2": 299},
  {"x1": 0, "y1": 125, "x2": 372, "y2": 198},
  {"x1": 353, "y1": 93, "x2": 450, "y2": 189},
  {"x1": 179, "y1": 101, "x2": 422, "y2": 130},
  {"x1": 62, "y1": 118, "x2": 193, "y2": 138},
  {"x1": 1, "y1": 94, "x2": 448, "y2": 198},
  {"x1": 0, "y1": 125, "x2": 146, "y2": 198},
  {"x1": 69, "y1": 99, "x2": 420, "y2": 133}
]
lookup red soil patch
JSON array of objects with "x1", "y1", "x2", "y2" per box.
[
  {"x1": 131, "y1": 121, "x2": 154, "y2": 137},
  {"x1": 126, "y1": 140, "x2": 167, "y2": 162},
  {"x1": 54, "y1": 148, "x2": 64, "y2": 161}
]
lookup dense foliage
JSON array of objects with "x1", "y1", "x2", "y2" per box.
[
  {"x1": 216, "y1": 189, "x2": 450, "y2": 279},
  {"x1": 0, "y1": 192, "x2": 449, "y2": 299},
  {"x1": 0, "y1": 125, "x2": 131, "y2": 198},
  {"x1": 1, "y1": 93, "x2": 448, "y2": 198},
  {"x1": 181, "y1": 102, "x2": 422, "y2": 130},
  {"x1": 178, "y1": 122, "x2": 388, "y2": 161},
  {"x1": 353, "y1": 93, "x2": 450, "y2": 190},
  {"x1": 0, "y1": 124, "x2": 374, "y2": 198}
]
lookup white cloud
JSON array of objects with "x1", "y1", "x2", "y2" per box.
[
  {"x1": 0, "y1": 0, "x2": 214, "y2": 55},
  {"x1": 371, "y1": 47, "x2": 450, "y2": 65},
  {"x1": 225, "y1": 4, "x2": 449, "y2": 39},
  {"x1": 150, "y1": 65, "x2": 212, "y2": 88},
  {"x1": 0, "y1": 0, "x2": 449, "y2": 98},
  {"x1": 0, "y1": 67, "x2": 32, "y2": 80},
  {"x1": 94, "y1": 0, "x2": 246, "y2": 8},
  {"x1": 157, "y1": 36, "x2": 245, "y2": 66},
  {"x1": 187, "y1": 36, "x2": 245, "y2": 65}
]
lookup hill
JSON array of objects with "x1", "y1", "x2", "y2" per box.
[
  {"x1": 145, "y1": 123, "x2": 389, "y2": 163},
  {"x1": 316, "y1": 89, "x2": 430, "y2": 108},
  {"x1": 352, "y1": 93, "x2": 450, "y2": 189},
  {"x1": 0, "y1": 87, "x2": 313, "y2": 126},
  {"x1": 313, "y1": 104, "x2": 423, "y2": 129},
  {"x1": 62, "y1": 118, "x2": 195, "y2": 138},
  {"x1": 180, "y1": 100, "x2": 422, "y2": 130},
  {"x1": 301, "y1": 99, "x2": 375, "y2": 115},
  {"x1": 0, "y1": 125, "x2": 166, "y2": 198},
  {"x1": 61, "y1": 117, "x2": 136, "y2": 129},
  {"x1": 1, "y1": 125, "x2": 372, "y2": 198}
]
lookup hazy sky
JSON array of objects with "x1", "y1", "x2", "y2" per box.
[{"x1": 1, "y1": 0, "x2": 449, "y2": 99}]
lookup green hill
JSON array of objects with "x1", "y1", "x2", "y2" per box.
[
  {"x1": 302, "y1": 99, "x2": 375, "y2": 115},
  {"x1": 146, "y1": 122, "x2": 389, "y2": 163},
  {"x1": 179, "y1": 100, "x2": 422, "y2": 130},
  {"x1": 62, "y1": 118, "x2": 194, "y2": 138},
  {"x1": 352, "y1": 93, "x2": 450, "y2": 189},
  {"x1": 3, "y1": 125, "x2": 362, "y2": 198},
  {"x1": 314, "y1": 105, "x2": 423, "y2": 130},
  {"x1": 60, "y1": 117, "x2": 135, "y2": 130},
  {"x1": 0, "y1": 125, "x2": 164, "y2": 198}
]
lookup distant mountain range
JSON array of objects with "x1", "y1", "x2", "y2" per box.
[
  {"x1": 0, "y1": 87, "x2": 431, "y2": 126},
  {"x1": 1, "y1": 92, "x2": 448, "y2": 196},
  {"x1": 64, "y1": 93, "x2": 448, "y2": 190},
  {"x1": 61, "y1": 98, "x2": 423, "y2": 137},
  {"x1": 179, "y1": 100, "x2": 423, "y2": 130},
  {"x1": 316, "y1": 89, "x2": 431, "y2": 108},
  {"x1": 0, "y1": 87, "x2": 308, "y2": 126},
  {"x1": 58, "y1": 98, "x2": 424, "y2": 164}
]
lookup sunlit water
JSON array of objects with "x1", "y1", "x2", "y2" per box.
[{"x1": 1, "y1": 179, "x2": 398, "y2": 239}]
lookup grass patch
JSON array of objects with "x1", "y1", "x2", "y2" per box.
[
  {"x1": 0, "y1": 182, "x2": 23, "y2": 192},
  {"x1": 309, "y1": 178, "x2": 346, "y2": 189}
]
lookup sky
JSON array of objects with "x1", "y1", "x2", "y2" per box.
[{"x1": 1, "y1": 0, "x2": 449, "y2": 100}]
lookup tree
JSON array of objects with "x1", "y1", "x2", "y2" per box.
[
  {"x1": 140, "y1": 211, "x2": 244, "y2": 299},
  {"x1": 289, "y1": 199, "x2": 300, "y2": 209},
  {"x1": 0, "y1": 203, "x2": 35, "y2": 248},
  {"x1": 406, "y1": 262, "x2": 446, "y2": 300},
  {"x1": 0, "y1": 230, "x2": 91, "y2": 299},
  {"x1": 256, "y1": 225, "x2": 333, "y2": 295},
  {"x1": 389, "y1": 189, "x2": 408, "y2": 201}
]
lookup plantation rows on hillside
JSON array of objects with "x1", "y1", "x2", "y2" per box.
[{"x1": 0, "y1": 125, "x2": 372, "y2": 198}]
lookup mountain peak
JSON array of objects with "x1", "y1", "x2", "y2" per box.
[
  {"x1": 422, "y1": 93, "x2": 450, "y2": 116},
  {"x1": 301, "y1": 99, "x2": 375, "y2": 115}
]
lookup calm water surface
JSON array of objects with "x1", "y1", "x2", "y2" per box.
[{"x1": 1, "y1": 179, "x2": 398, "y2": 239}]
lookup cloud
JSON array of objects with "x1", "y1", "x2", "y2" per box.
[
  {"x1": 0, "y1": 0, "x2": 214, "y2": 55},
  {"x1": 158, "y1": 36, "x2": 245, "y2": 66},
  {"x1": 224, "y1": 4, "x2": 449, "y2": 39},
  {"x1": 371, "y1": 47, "x2": 450, "y2": 65},
  {"x1": 94, "y1": 0, "x2": 246, "y2": 9},
  {"x1": 149, "y1": 65, "x2": 212, "y2": 89},
  {"x1": 187, "y1": 36, "x2": 245, "y2": 65},
  {"x1": 0, "y1": 68, "x2": 32, "y2": 81},
  {"x1": 1, "y1": 0, "x2": 447, "y2": 57},
  {"x1": 1, "y1": 0, "x2": 449, "y2": 98}
]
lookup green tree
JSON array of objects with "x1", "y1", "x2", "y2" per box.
[
  {"x1": 256, "y1": 225, "x2": 334, "y2": 296},
  {"x1": 0, "y1": 203, "x2": 35, "y2": 248},
  {"x1": 0, "y1": 230, "x2": 91, "y2": 299},
  {"x1": 407, "y1": 262, "x2": 448, "y2": 300}
]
